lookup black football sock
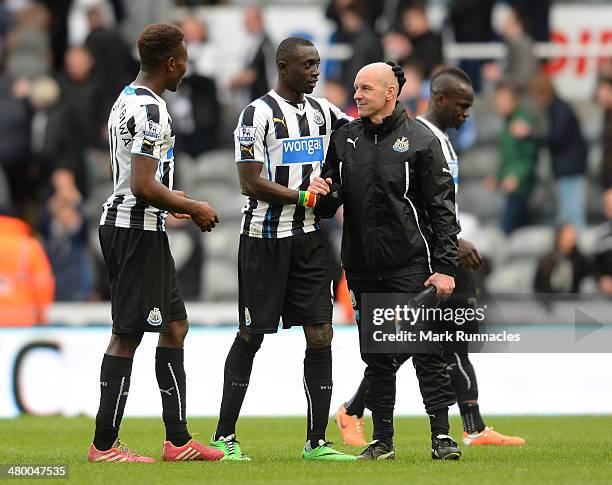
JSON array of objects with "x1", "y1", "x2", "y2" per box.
[
  {"x1": 372, "y1": 411, "x2": 394, "y2": 446},
  {"x1": 303, "y1": 346, "x2": 333, "y2": 446},
  {"x1": 459, "y1": 402, "x2": 486, "y2": 434},
  {"x1": 344, "y1": 376, "x2": 367, "y2": 418},
  {"x1": 429, "y1": 407, "x2": 450, "y2": 438},
  {"x1": 156, "y1": 347, "x2": 191, "y2": 447},
  {"x1": 93, "y1": 354, "x2": 133, "y2": 451},
  {"x1": 215, "y1": 335, "x2": 261, "y2": 440}
]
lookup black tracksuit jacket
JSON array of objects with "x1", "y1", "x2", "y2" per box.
[{"x1": 316, "y1": 102, "x2": 460, "y2": 279}]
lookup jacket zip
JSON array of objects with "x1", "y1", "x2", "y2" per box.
[{"x1": 372, "y1": 132, "x2": 379, "y2": 275}]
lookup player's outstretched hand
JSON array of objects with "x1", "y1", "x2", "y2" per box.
[
  {"x1": 307, "y1": 176, "x2": 332, "y2": 195},
  {"x1": 458, "y1": 238, "x2": 483, "y2": 270},
  {"x1": 424, "y1": 273, "x2": 455, "y2": 296},
  {"x1": 190, "y1": 201, "x2": 219, "y2": 232}
]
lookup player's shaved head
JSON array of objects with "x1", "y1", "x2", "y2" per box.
[
  {"x1": 430, "y1": 67, "x2": 472, "y2": 97},
  {"x1": 276, "y1": 36, "x2": 315, "y2": 64},
  {"x1": 357, "y1": 62, "x2": 399, "y2": 93},
  {"x1": 426, "y1": 66, "x2": 474, "y2": 131}
]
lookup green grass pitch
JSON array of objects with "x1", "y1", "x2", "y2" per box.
[{"x1": 1, "y1": 416, "x2": 611, "y2": 484}]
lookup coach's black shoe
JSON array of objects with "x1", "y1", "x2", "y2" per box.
[
  {"x1": 431, "y1": 434, "x2": 461, "y2": 461},
  {"x1": 356, "y1": 440, "x2": 395, "y2": 460}
]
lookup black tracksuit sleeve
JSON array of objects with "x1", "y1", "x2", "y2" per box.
[
  {"x1": 419, "y1": 138, "x2": 460, "y2": 277},
  {"x1": 315, "y1": 134, "x2": 344, "y2": 219}
]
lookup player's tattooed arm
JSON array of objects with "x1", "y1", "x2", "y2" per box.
[
  {"x1": 237, "y1": 162, "x2": 302, "y2": 205},
  {"x1": 131, "y1": 154, "x2": 219, "y2": 232}
]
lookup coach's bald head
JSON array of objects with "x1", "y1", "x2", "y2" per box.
[
  {"x1": 354, "y1": 62, "x2": 399, "y2": 123},
  {"x1": 358, "y1": 63, "x2": 399, "y2": 94}
]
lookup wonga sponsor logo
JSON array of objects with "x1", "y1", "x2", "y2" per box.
[{"x1": 282, "y1": 136, "x2": 324, "y2": 164}]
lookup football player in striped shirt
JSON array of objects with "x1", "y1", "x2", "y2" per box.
[
  {"x1": 88, "y1": 23, "x2": 222, "y2": 463},
  {"x1": 334, "y1": 67, "x2": 525, "y2": 448},
  {"x1": 207, "y1": 37, "x2": 356, "y2": 461}
]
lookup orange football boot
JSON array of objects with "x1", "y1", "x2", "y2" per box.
[
  {"x1": 335, "y1": 404, "x2": 367, "y2": 447},
  {"x1": 463, "y1": 426, "x2": 526, "y2": 446},
  {"x1": 88, "y1": 439, "x2": 155, "y2": 463}
]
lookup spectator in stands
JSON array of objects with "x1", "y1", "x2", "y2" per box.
[
  {"x1": 179, "y1": 15, "x2": 215, "y2": 78},
  {"x1": 594, "y1": 189, "x2": 612, "y2": 296},
  {"x1": 534, "y1": 223, "x2": 590, "y2": 294},
  {"x1": 4, "y1": 2, "x2": 51, "y2": 80},
  {"x1": 0, "y1": 206, "x2": 54, "y2": 326},
  {"x1": 57, "y1": 47, "x2": 97, "y2": 148},
  {"x1": 39, "y1": 169, "x2": 93, "y2": 301},
  {"x1": 596, "y1": 67, "x2": 612, "y2": 190},
  {"x1": 325, "y1": 0, "x2": 389, "y2": 32},
  {"x1": 0, "y1": 76, "x2": 32, "y2": 217},
  {"x1": 323, "y1": 79, "x2": 358, "y2": 118},
  {"x1": 57, "y1": 47, "x2": 97, "y2": 197},
  {"x1": 530, "y1": 73, "x2": 588, "y2": 229},
  {"x1": 168, "y1": 16, "x2": 221, "y2": 158},
  {"x1": 229, "y1": 6, "x2": 275, "y2": 103},
  {"x1": 334, "y1": 0, "x2": 383, "y2": 95},
  {"x1": 398, "y1": 60, "x2": 427, "y2": 116},
  {"x1": 482, "y1": 6, "x2": 538, "y2": 94},
  {"x1": 383, "y1": 1, "x2": 442, "y2": 78},
  {"x1": 37, "y1": 0, "x2": 71, "y2": 72},
  {"x1": 449, "y1": 0, "x2": 495, "y2": 92},
  {"x1": 487, "y1": 82, "x2": 538, "y2": 234},
  {"x1": 29, "y1": 76, "x2": 87, "y2": 201},
  {"x1": 0, "y1": 2, "x2": 13, "y2": 58},
  {"x1": 85, "y1": 4, "x2": 138, "y2": 149},
  {"x1": 510, "y1": 0, "x2": 551, "y2": 43}
]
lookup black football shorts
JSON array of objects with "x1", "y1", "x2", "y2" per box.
[
  {"x1": 238, "y1": 231, "x2": 333, "y2": 334},
  {"x1": 99, "y1": 225, "x2": 187, "y2": 334}
]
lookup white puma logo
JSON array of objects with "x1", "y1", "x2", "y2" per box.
[
  {"x1": 442, "y1": 167, "x2": 452, "y2": 175},
  {"x1": 160, "y1": 387, "x2": 174, "y2": 396},
  {"x1": 347, "y1": 137, "x2": 358, "y2": 148}
]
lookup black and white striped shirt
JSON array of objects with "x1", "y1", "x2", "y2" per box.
[
  {"x1": 100, "y1": 84, "x2": 175, "y2": 231},
  {"x1": 416, "y1": 116, "x2": 462, "y2": 231},
  {"x1": 416, "y1": 116, "x2": 459, "y2": 194},
  {"x1": 235, "y1": 89, "x2": 350, "y2": 238}
]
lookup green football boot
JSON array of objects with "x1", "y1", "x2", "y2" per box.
[
  {"x1": 302, "y1": 440, "x2": 357, "y2": 461},
  {"x1": 209, "y1": 434, "x2": 251, "y2": 461}
]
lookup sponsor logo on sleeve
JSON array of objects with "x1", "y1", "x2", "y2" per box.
[
  {"x1": 237, "y1": 125, "x2": 257, "y2": 145},
  {"x1": 143, "y1": 120, "x2": 162, "y2": 141}
]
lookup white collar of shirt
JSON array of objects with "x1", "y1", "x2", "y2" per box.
[{"x1": 416, "y1": 115, "x2": 448, "y2": 140}]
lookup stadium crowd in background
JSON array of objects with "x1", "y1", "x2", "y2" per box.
[{"x1": 0, "y1": 0, "x2": 611, "y2": 314}]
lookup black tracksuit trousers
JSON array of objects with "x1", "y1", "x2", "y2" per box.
[{"x1": 347, "y1": 273, "x2": 456, "y2": 416}]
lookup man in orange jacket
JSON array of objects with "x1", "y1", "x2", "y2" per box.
[{"x1": 0, "y1": 209, "x2": 55, "y2": 326}]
